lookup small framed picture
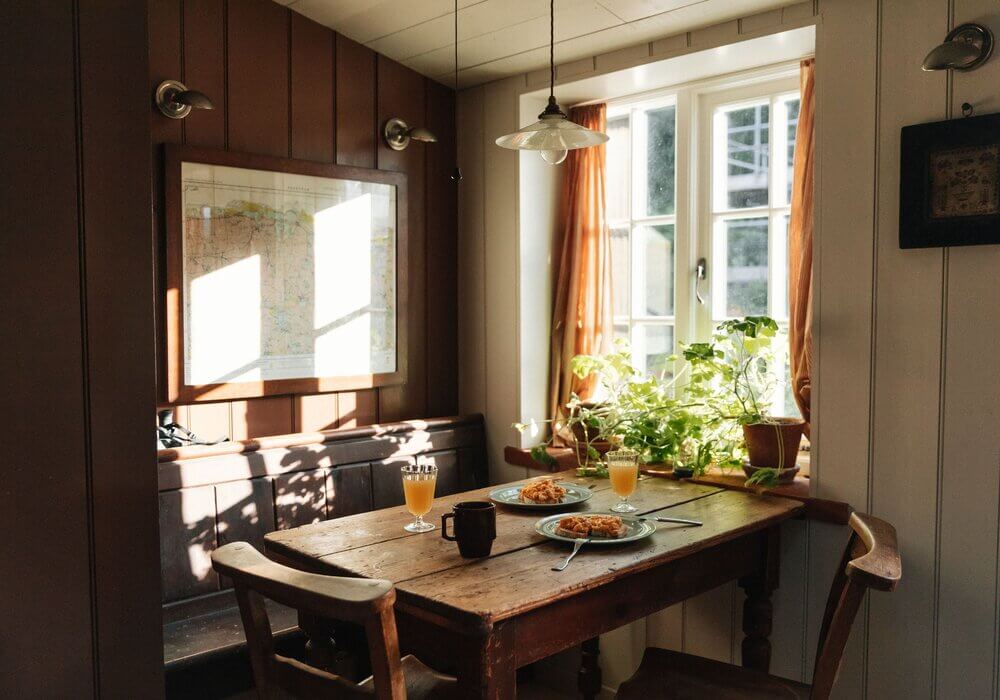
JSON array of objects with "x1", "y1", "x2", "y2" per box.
[{"x1": 900, "y1": 112, "x2": 1000, "y2": 248}]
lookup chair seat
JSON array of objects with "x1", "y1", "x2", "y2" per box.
[
  {"x1": 358, "y1": 654, "x2": 458, "y2": 699},
  {"x1": 616, "y1": 647, "x2": 811, "y2": 700}
]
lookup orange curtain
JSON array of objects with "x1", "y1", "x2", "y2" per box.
[
  {"x1": 547, "y1": 104, "x2": 614, "y2": 433},
  {"x1": 789, "y1": 59, "x2": 814, "y2": 430}
]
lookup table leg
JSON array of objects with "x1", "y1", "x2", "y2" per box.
[
  {"x1": 459, "y1": 621, "x2": 517, "y2": 698},
  {"x1": 578, "y1": 637, "x2": 602, "y2": 700},
  {"x1": 739, "y1": 526, "x2": 780, "y2": 672}
]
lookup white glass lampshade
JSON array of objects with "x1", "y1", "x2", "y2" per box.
[{"x1": 495, "y1": 99, "x2": 608, "y2": 164}]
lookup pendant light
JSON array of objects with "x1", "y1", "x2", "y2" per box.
[
  {"x1": 494, "y1": 0, "x2": 608, "y2": 164},
  {"x1": 451, "y1": 0, "x2": 462, "y2": 181}
]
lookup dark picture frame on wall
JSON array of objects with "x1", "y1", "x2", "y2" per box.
[
  {"x1": 163, "y1": 145, "x2": 408, "y2": 403},
  {"x1": 900, "y1": 112, "x2": 1000, "y2": 249}
]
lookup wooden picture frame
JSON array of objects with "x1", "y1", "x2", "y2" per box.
[
  {"x1": 164, "y1": 145, "x2": 408, "y2": 403},
  {"x1": 900, "y1": 112, "x2": 1000, "y2": 248}
]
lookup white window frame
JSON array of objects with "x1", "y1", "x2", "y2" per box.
[{"x1": 601, "y1": 63, "x2": 803, "y2": 411}]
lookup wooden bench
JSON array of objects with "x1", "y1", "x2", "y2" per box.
[{"x1": 159, "y1": 414, "x2": 487, "y2": 697}]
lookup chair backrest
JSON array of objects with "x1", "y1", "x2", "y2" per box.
[
  {"x1": 810, "y1": 512, "x2": 901, "y2": 699},
  {"x1": 211, "y1": 542, "x2": 404, "y2": 699}
]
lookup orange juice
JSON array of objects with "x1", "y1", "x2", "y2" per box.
[
  {"x1": 403, "y1": 475, "x2": 436, "y2": 517},
  {"x1": 608, "y1": 462, "x2": 638, "y2": 498}
]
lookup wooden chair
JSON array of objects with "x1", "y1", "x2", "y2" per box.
[
  {"x1": 211, "y1": 542, "x2": 458, "y2": 699},
  {"x1": 616, "y1": 512, "x2": 901, "y2": 700}
]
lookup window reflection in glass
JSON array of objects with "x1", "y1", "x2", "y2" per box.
[
  {"x1": 725, "y1": 217, "x2": 769, "y2": 316},
  {"x1": 633, "y1": 324, "x2": 674, "y2": 379},
  {"x1": 645, "y1": 106, "x2": 676, "y2": 216},
  {"x1": 607, "y1": 116, "x2": 630, "y2": 222},
  {"x1": 635, "y1": 224, "x2": 674, "y2": 317},
  {"x1": 726, "y1": 104, "x2": 769, "y2": 209}
]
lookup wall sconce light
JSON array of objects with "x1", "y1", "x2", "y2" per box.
[
  {"x1": 383, "y1": 117, "x2": 437, "y2": 151},
  {"x1": 922, "y1": 23, "x2": 994, "y2": 71},
  {"x1": 155, "y1": 80, "x2": 214, "y2": 119}
]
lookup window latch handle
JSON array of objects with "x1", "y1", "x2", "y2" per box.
[{"x1": 695, "y1": 257, "x2": 707, "y2": 305}]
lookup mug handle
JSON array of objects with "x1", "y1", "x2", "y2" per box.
[{"x1": 441, "y1": 512, "x2": 456, "y2": 541}]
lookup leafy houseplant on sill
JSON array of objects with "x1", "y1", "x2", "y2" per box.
[{"x1": 683, "y1": 316, "x2": 805, "y2": 488}]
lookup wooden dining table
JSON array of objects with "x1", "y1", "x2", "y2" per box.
[{"x1": 264, "y1": 469, "x2": 803, "y2": 698}]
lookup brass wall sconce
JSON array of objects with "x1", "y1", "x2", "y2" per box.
[
  {"x1": 383, "y1": 117, "x2": 437, "y2": 151},
  {"x1": 922, "y1": 23, "x2": 994, "y2": 71},
  {"x1": 155, "y1": 80, "x2": 214, "y2": 119}
]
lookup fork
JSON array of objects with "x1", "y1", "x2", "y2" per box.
[{"x1": 552, "y1": 538, "x2": 590, "y2": 571}]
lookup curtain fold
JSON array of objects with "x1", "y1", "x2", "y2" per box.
[
  {"x1": 547, "y1": 104, "x2": 614, "y2": 435},
  {"x1": 789, "y1": 59, "x2": 815, "y2": 430}
]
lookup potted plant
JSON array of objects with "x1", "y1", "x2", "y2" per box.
[{"x1": 683, "y1": 316, "x2": 804, "y2": 487}]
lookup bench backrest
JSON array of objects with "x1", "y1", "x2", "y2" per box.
[{"x1": 159, "y1": 415, "x2": 487, "y2": 608}]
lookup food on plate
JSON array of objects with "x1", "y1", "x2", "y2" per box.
[
  {"x1": 555, "y1": 514, "x2": 627, "y2": 539},
  {"x1": 519, "y1": 479, "x2": 567, "y2": 504}
]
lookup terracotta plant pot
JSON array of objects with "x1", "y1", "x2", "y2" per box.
[{"x1": 742, "y1": 418, "x2": 805, "y2": 469}]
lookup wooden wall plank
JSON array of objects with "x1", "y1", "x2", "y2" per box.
[
  {"x1": 0, "y1": 2, "x2": 95, "y2": 695},
  {"x1": 810, "y1": 1, "x2": 879, "y2": 696},
  {"x1": 682, "y1": 583, "x2": 736, "y2": 663},
  {"x1": 338, "y1": 389, "x2": 378, "y2": 428},
  {"x1": 424, "y1": 79, "x2": 459, "y2": 417},
  {"x1": 326, "y1": 463, "x2": 373, "y2": 519},
  {"x1": 935, "y1": 8, "x2": 1000, "y2": 697},
  {"x1": 336, "y1": 35, "x2": 376, "y2": 168},
  {"x1": 182, "y1": 0, "x2": 226, "y2": 148},
  {"x1": 377, "y1": 59, "x2": 428, "y2": 422},
  {"x1": 290, "y1": 12, "x2": 334, "y2": 162},
  {"x1": 78, "y1": 1, "x2": 162, "y2": 693},
  {"x1": 231, "y1": 397, "x2": 294, "y2": 439},
  {"x1": 296, "y1": 393, "x2": 340, "y2": 432},
  {"x1": 866, "y1": 1, "x2": 947, "y2": 697},
  {"x1": 227, "y1": 0, "x2": 289, "y2": 156},
  {"x1": 149, "y1": 0, "x2": 182, "y2": 146},
  {"x1": 159, "y1": 487, "x2": 219, "y2": 601},
  {"x1": 188, "y1": 402, "x2": 232, "y2": 442}
]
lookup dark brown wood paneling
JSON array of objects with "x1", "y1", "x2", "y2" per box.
[
  {"x1": 150, "y1": 0, "x2": 182, "y2": 146},
  {"x1": 231, "y1": 396, "x2": 294, "y2": 440},
  {"x1": 275, "y1": 469, "x2": 328, "y2": 529},
  {"x1": 296, "y1": 393, "x2": 340, "y2": 432},
  {"x1": 423, "y1": 450, "x2": 460, "y2": 497},
  {"x1": 290, "y1": 12, "x2": 334, "y2": 162},
  {"x1": 187, "y1": 402, "x2": 231, "y2": 442},
  {"x1": 79, "y1": 1, "x2": 162, "y2": 695},
  {"x1": 336, "y1": 35, "x2": 376, "y2": 168},
  {"x1": 457, "y1": 446, "x2": 487, "y2": 491},
  {"x1": 378, "y1": 59, "x2": 427, "y2": 422},
  {"x1": 227, "y1": 0, "x2": 289, "y2": 156},
  {"x1": 182, "y1": 0, "x2": 226, "y2": 148},
  {"x1": 216, "y1": 478, "x2": 276, "y2": 548},
  {"x1": 159, "y1": 487, "x2": 220, "y2": 601},
  {"x1": 338, "y1": 389, "x2": 378, "y2": 428},
  {"x1": 424, "y1": 80, "x2": 459, "y2": 417},
  {"x1": 372, "y1": 457, "x2": 415, "y2": 509},
  {"x1": 326, "y1": 463, "x2": 374, "y2": 519},
  {"x1": 0, "y1": 2, "x2": 95, "y2": 695}
]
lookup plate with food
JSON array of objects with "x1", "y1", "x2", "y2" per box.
[
  {"x1": 489, "y1": 479, "x2": 593, "y2": 509},
  {"x1": 534, "y1": 512, "x2": 656, "y2": 545}
]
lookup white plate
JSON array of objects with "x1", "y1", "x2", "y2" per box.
[{"x1": 534, "y1": 512, "x2": 656, "y2": 545}]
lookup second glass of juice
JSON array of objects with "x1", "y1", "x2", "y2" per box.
[
  {"x1": 606, "y1": 449, "x2": 639, "y2": 513},
  {"x1": 401, "y1": 463, "x2": 438, "y2": 532}
]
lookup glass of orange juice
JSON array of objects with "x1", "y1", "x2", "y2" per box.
[
  {"x1": 401, "y1": 463, "x2": 438, "y2": 532},
  {"x1": 606, "y1": 449, "x2": 639, "y2": 513}
]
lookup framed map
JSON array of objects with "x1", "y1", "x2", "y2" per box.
[
  {"x1": 164, "y1": 145, "x2": 407, "y2": 402},
  {"x1": 900, "y1": 112, "x2": 1000, "y2": 248}
]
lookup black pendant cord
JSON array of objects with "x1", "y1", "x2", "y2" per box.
[
  {"x1": 540, "y1": 0, "x2": 564, "y2": 118},
  {"x1": 451, "y1": 0, "x2": 463, "y2": 181}
]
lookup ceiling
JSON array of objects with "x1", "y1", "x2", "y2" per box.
[{"x1": 279, "y1": 0, "x2": 795, "y2": 88}]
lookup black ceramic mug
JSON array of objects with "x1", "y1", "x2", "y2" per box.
[{"x1": 441, "y1": 501, "x2": 496, "y2": 558}]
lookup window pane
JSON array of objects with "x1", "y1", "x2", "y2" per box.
[
  {"x1": 780, "y1": 214, "x2": 790, "y2": 319},
  {"x1": 635, "y1": 224, "x2": 674, "y2": 317},
  {"x1": 725, "y1": 103, "x2": 769, "y2": 209},
  {"x1": 610, "y1": 226, "x2": 629, "y2": 317},
  {"x1": 645, "y1": 106, "x2": 676, "y2": 216},
  {"x1": 614, "y1": 323, "x2": 629, "y2": 342},
  {"x1": 785, "y1": 98, "x2": 800, "y2": 204},
  {"x1": 606, "y1": 116, "x2": 630, "y2": 221},
  {"x1": 633, "y1": 324, "x2": 674, "y2": 379},
  {"x1": 725, "y1": 217, "x2": 769, "y2": 316}
]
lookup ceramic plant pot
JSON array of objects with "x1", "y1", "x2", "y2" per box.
[{"x1": 742, "y1": 418, "x2": 805, "y2": 469}]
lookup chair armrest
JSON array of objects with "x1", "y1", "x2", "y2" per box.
[{"x1": 847, "y1": 512, "x2": 901, "y2": 592}]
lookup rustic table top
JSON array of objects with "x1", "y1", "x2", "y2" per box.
[{"x1": 265, "y1": 470, "x2": 802, "y2": 628}]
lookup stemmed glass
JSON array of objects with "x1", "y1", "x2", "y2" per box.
[
  {"x1": 401, "y1": 463, "x2": 438, "y2": 532},
  {"x1": 606, "y1": 449, "x2": 639, "y2": 514}
]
